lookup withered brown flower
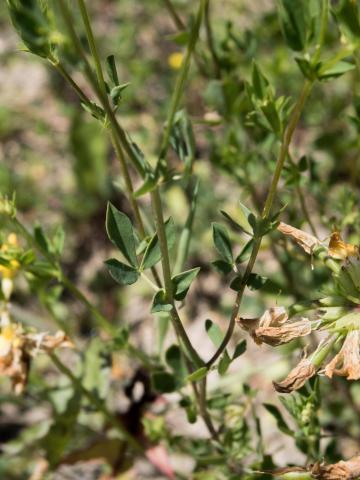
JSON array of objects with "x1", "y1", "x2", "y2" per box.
[
  {"x1": 237, "y1": 307, "x2": 311, "y2": 346},
  {"x1": 273, "y1": 356, "x2": 316, "y2": 393},
  {"x1": 0, "y1": 324, "x2": 73, "y2": 394},
  {"x1": 311, "y1": 455, "x2": 360, "y2": 479},
  {"x1": 328, "y1": 231, "x2": 359, "y2": 260},
  {"x1": 278, "y1": 222, "x2": 320, "y2": 254},
  {"x1": 324, "y1": 330, "x2": 360, "y2": 380}
]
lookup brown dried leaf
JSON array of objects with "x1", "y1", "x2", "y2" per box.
[
  {"x1": 278, "y1": 222, "x2": 320, "y2": 254},
  {"x1": 324, "y1": 330, "x2": 360, "y2": 380},
  {"x1": 273, "y1": 357, "x2": 316, "y2": 393}
]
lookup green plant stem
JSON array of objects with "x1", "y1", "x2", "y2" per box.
[
  {"x1": 163, "y1": 0, "x2": 185, "y2": 30},
  {"x1": 10, "y1": 216, "x2": 153, "y2": 368},
  {"x1": 74, "y1": 0, "x2": 162, "y2": 287},
  {"x1": 204, "y1": 0, "x2": 221, "y2": 79},
  {"x1": 157, "y1": 0, "x2": 208, "y2": 172},
  {"x1": 312, "y1": 0, "x2": 329, "y2": 65},
  {"x1": 49, "y1": 352, "x2": 142, "y2": 452},
  {"x1": 53, "y1": 43, "x2": 162, "y2": 287},
  {"x1": 76, "y1": 0, "x2": 107, "y2": 94},
  {"x1": 57, "y1": 0, "x2": 145, "y2": 177},
  {"x1": 174, "y1": 180, "x2": 199, "y2": 274},
  {"x1": 150, "y1": 188, "x2": 203, "y2": 367},
  {"x1": 296, "y1": 183, "x2": 318, "y2": 237},
  {"x1": 206, "y1": 80, "x2": 313, "y2": 367}
]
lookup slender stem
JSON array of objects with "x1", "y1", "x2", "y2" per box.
[
  {"x1": 296, "y1": 184, "x2": 318, "y2": 237},
  {"x1": 150, "y1": 188, "x2": 203, "y2": 367},
  {"x1": 53, "y1": 60, "x2": 162, "y2": 286},
  {"x1": 52, "y1": 60, "x2": 91, "y2": 104},
  {"x1": 198, "y1": 377, "x2": 219, "y2": 441},
  {"x1": 76, "y1": 0, "x2": 107, "y2": 94},
  {"x1": 49, "y1": 352, "x2": 142, "y2": 451},
  {"x1": 174, "y1": 180, "x2": 199, "y2": 274},
  {"x1": 204, "y1": 1, "x2": 221, "y2": 79},
  {"x1": 157, "y1": 0, "x2": 208, "y2": 172},
  {"x1": 206, "y1": 81, "x2": 313, "y2": 367},
  {"x1": 312, "y1": 0, "x2": 329, "y2": 65},
  {"x1": 141, "y1": 272, "x2": 160, "y2": 291},
  {"x1": 57, "y1": 0, "x2": 146, "y2": 177},
  {"x1": 163, "y1": 0, "x2": 186, "y2": 30}
]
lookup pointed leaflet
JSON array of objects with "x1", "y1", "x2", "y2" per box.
[
  {"x1": 212, "y1": 223, "x2": 233, "y2": 263},
  {"x1": 141, "y1": 217, "x2": 176, "y2": 270},
  {"x1": 171, "y1": 267, "x2": 200, "y2": 301},
  {"x1": 105, "y1": 259, "x2": 139, "y2": 285},
  {"x1": 106, "y1": 203, "x2": 138, "y2": 267}
]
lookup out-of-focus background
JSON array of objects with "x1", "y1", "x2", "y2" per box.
[{"x1": 1, "y1": 0, "x2": 360, "y2": 478}]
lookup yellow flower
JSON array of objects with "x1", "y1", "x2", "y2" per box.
[{"x1": 168, "y1": 52, "x2": 184, "y2": 70}]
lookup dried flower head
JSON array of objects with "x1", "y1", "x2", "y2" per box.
[
  {"x1": 273, "y1": 356, "x2": 316, "y2": 393},
  {"x1": 237, "y1": 307, "x2": 311, "y2": 346},
  {"x1": 328, "y1": 231, "x2": 359, "y2": 260},
  {"x1": 278, "y1": 222, "x2": 320, "y2": 254},
  {"x1": 324, "y1": 330, "x2": 360, "y2": 380},
  {"x1": 311, "y1": 455, "x2": 360, "y2": 479},
  {"x1": 0, "y1": 322, "x2": 73, "y2": 394}
]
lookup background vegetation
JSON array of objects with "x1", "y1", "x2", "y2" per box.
[{"x1": 1, "y1": 0, "x2": 360, "y2": 478}]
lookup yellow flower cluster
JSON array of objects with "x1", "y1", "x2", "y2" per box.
[{"x1": 0, "y1": 233, "x2": 20, "y2": 300}]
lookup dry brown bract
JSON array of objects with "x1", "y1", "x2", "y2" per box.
[
  {"x1": 0, "y1": 324, "x2": 73, "y2": 394},
  {"x1": 324, "y1": 330, "x2": 360, "y2": 380},
  {"x1": 273, "y1": 356, "x2": 316, "y2": 393},
  {"x1": 237, "y1": 307, "x2": 311, "y2": 346},
  {"x1": 311, "y1": 455, "x2": 360, "y2": 479},
  {"x1": 278, "y1": 222, "x2": 320, "y2": 254}
]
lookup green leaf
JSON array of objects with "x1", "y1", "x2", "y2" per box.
[
  {"x1": 212, "y1": 223, "x2": 233, "y2": 263},
  {"x1": 187, "y1": 367, "x2": 208, "y2": 383},
  {"x1": 42, "y1": 387, "x2": 82, "y2": 466},
  {"x1": 264, "y1": 403, "x2": 294, "y2": 436},
  {"x1": 172, "y1": 267, "x2": 200, "y2": 300},
  {"x1": 152, "y1": 371, "x2": 177, "y2": 393},
  {"x1": 251, "y1": 61, "x2": 270, "y2": 100},
  {"x1": 205, "y1": 319, "x2": 224, "y2": 347},
  {"x1": 278, "y1": 0, "x2": 309, "y2": 51},
  {"x1": 83, "y1": 338, "x2": 111, "y2": 399},
  {"x1": 295, "y1": 56, "x2": 318, "y2": 80},
  {"x1": 111, "y1": 327, "x2": 129, "y2": 350},
  {"x1": 34, "y1": 225, "x2": 50, "y2": 254},
  {"x1": 134, "y1": 172, "x2": 157, "y2": 197},
  {"x1": 105, "y1": 54, "x2": 119, "y2": 86},
  {"x1": 220, "y1": 209, "x2": 250, "y2": 235},
  {"x1": 233, "y1": 340, "x2": 247, "y2": 359},
  {"x1": 151, "y1": 289, "x2": 173, "y2": 313},
  {"x1": 218, "y1": 351, "x2": 231, "y2": 376},
  {"x1": 166, "y1": 345, "x2": 187, "y2": 385},
  {"x1": 333, "y1": 0, "x2": 360, "y2": 42},
  {"x1": 236, "y1": 239, "x2": 254, "y2": 264},
  {"x1": 230, "y1": 275, "x2": 243, "y2": 291},
  {"x1": 106, "y1": 203, "x2": 138, "y2": 267},
  {"x1": 52, "y1": 225, "x2": 65, "y2": 257},
  {"x1": 247, "y1": 273, "x2": 268, "y2": 291},
  {"x1": 105, "y1": 259, "x2": 139, "y2": 285},
  {"x1": 110, "y1": 83, "x2": 131, "y2": 105},
  {"x1": 141, "y1": 217, "x2": 176, "y2": 270},
  {"x1": 238, "y1": 201, "x2": 255, "y2": 235},
  {"x1": 211, "y1": 259, "x2": 233, "y2": 275},
  {"x1": 318, "y1": 60, "x2": 355, "y2": 80}
]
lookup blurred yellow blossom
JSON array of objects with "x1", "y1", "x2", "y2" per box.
[{"x1": 168, "y1": 52, "x2": 184, "y2": 70}]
